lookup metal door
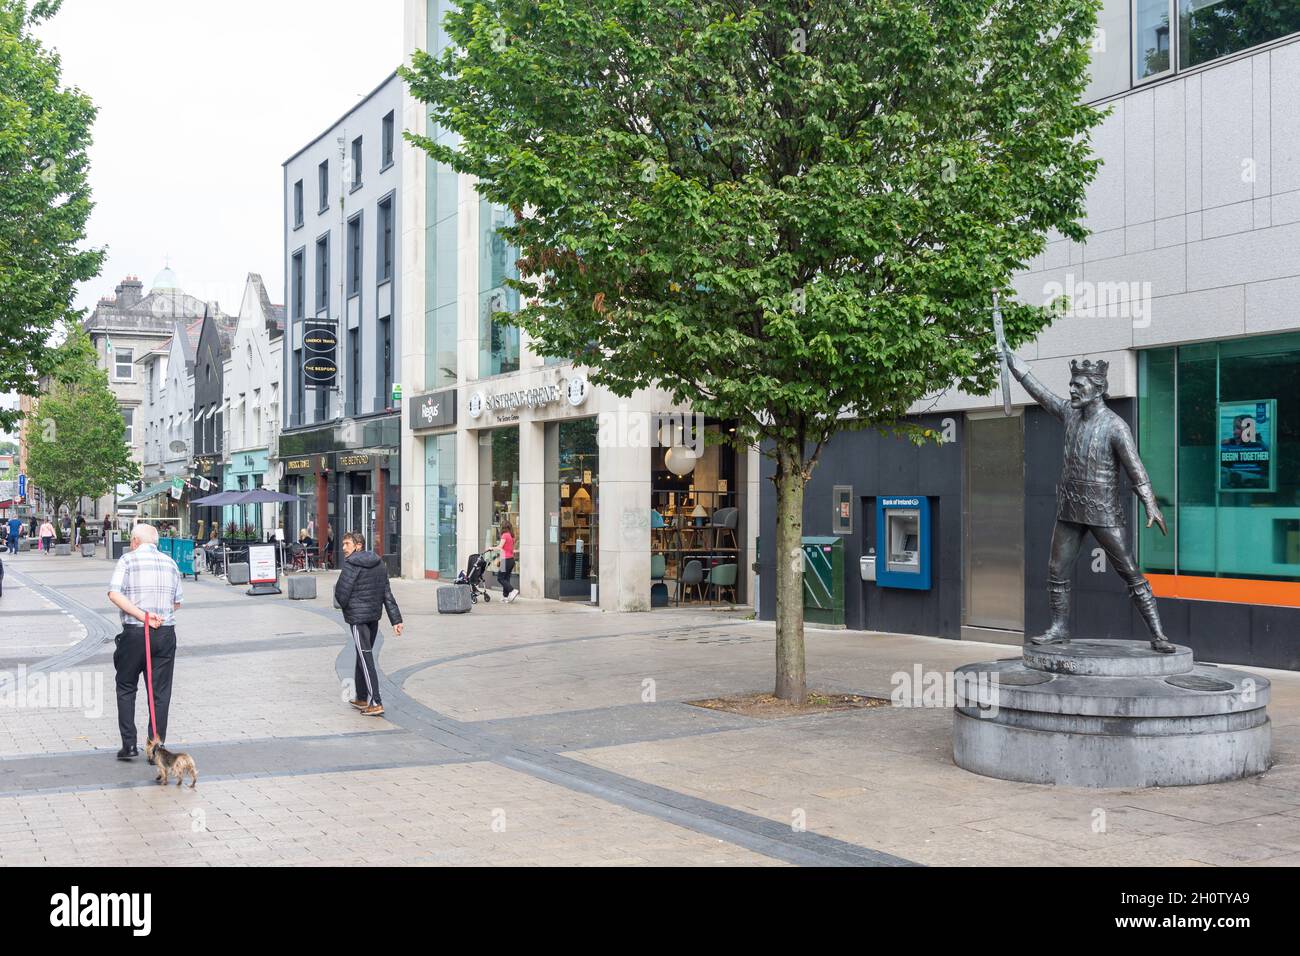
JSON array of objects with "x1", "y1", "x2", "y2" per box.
[{"x1": 963, "y1": 413, "x2": 1025, "y2": 631}]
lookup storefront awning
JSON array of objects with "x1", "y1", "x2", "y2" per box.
[{"x1": 117, "y1": 480, "x2": 176, "y2": 507}]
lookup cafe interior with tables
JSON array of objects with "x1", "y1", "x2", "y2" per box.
[{"x1": 650, "y1": 419, "x2": 744, "y2": 607}]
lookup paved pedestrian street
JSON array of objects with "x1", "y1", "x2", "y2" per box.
[{"x1": 1, "y1": 553, "x2": 1298, "y2": 867}]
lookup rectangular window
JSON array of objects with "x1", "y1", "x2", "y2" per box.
[
  {"x1": 1135, "y1": 0, "x2": 1174, "y2": 81},
  {"x1": 424, "y1": 434, "x2": 457, "y2": 578},
  {"x1": 478, "y1": 201, "x2": 520, "y2": 377},
  {"x1": 379, "y1": 316, "x2": 393, "y2": 410},
  {"x1": 1139, "y1": 332, "x2": 1300, "y2": 582},
  {"x1": 293, "y1": 348, "x2": 304, "y2": 428},
  {"x1": 347, "y1": 214, "x2": 362, "y2": 297},
  {"x1": 293, "y1": 179, "x2": 304, "y2": 228},
  {"x1": 291, "y1": 251, "x2": 305, "y2": 319},
  {"x1": 1179, "y1": 0, "x2": 1300, "y2": 70},
  {"x1": 351, "y1": 136, "x2": 363, "y2": 188},
  {"x1": 114, "y1": 347, "x2": 134, "y2": 380},
  {"x1": 120, "y1": 407, "x2": 134, "y2": 444},
  {"x1": 318, "y1": 159, "x2": 329, "y2": 212},
  {"x1": 378, "y1": 196, "x2": 394, "y2": 282},
  {"x1": 315, "y1": 235, "x2": 329, "y2": 314},
  {"x1": 348, "y1": 328, "x2": 360, "y2": 416},
  {"x1": 382, "y1": 111, "x2": 395, "y2": 168}
]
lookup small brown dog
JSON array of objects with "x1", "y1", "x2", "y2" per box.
[{"x1": 145, "y1": 737, "x2": 198, "y2": 789}]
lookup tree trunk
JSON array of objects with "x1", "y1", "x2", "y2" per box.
[{"x1": 773, "y1": 443, "x2": 807, "y2": 703}]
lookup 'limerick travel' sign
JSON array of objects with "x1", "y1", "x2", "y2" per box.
[
  {"x1": 303, "y1": 320, "x2": 338, "y2": 389},
  {"x1": 1219, "y1": 400, "x2": 1276, "y2": 493}
]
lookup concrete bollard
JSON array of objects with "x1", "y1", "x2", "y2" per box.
[
  {"x1": 287, "y1": 575, "x2": 317, "y2": 600},
  {"x1": 227, "y1": 562, "x2": 250, "y2": 585}
]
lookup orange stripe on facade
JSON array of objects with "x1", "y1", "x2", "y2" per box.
[{"x1": 1148, "y1": 573, "x2": 1300, "y2": 608}]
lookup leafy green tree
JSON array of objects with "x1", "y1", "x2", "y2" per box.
[
  {"x1": 405, "y1": 0, "x2": 1103, "y2": 700},
  {"x1": 0, "y1": 0, "x2": 105, "y2": 434},
  {"x1": 25, "y1": 327, "x2": 137, "y2": 539}
]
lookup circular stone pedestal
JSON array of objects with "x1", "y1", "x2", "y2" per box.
[{"x1": 952, "y1": 640, "x2": 1271, "y2": 788}]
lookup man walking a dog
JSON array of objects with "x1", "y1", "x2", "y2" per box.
[
  {"x1": 107, "y1": 523, "x2": 184, "y2": 761},
  {"x1": 334, "y1": 531, "x2": 403, "y2": 717}
]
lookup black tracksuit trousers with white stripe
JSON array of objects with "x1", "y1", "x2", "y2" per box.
[{"x1": 351, "y1": 621, "x2": 381, "y2": 705}]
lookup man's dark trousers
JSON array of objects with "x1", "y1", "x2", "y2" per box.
[
  {"x1": 114, "y1": 624, "x2": 176, "y2": 746},
  {"x1": 351, "y1": 621, "x2": 381, "y2": 706}
]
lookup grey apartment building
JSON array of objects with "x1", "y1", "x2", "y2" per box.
[
  {"x1": 759, "y1": 2, "x2": 1300, "y2": 670},
  {"x1": 279, "y1": 71, "x2": 404, "y2": 572}
]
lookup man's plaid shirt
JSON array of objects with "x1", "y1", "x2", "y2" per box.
[{"x1": 108, "y1": 543, "x2": 184, "y2": 626}]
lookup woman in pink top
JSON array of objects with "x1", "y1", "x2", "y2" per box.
[
  {"x1": 497, "y1": 522, "x2": 517, "y2": 602},
  {"x1": 39, "y1": 519, "x2": 56, "y2": 554}
]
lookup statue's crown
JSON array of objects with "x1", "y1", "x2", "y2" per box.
[{"x1": 1070, "y1": 358, "x2": 1109, "y2": 380}]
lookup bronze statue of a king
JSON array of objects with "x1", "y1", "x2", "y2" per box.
[{"x1": 1004, "y1": 350, "x2": 1175, "y2": 654}]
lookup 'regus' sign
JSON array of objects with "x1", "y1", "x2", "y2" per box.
[{"x1": 407, "y1": 388, "x2": 457, "y2": 431}]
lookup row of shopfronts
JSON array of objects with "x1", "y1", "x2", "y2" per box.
[{"x1": 402, "y1": 370, "x2": 757, "y2": 611}]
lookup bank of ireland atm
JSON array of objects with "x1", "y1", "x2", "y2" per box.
[{"x1": 874, "y1": 496, "x2": 932, "y2": 590}]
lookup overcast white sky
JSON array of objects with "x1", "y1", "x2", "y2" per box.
[{"x1": 37, "y1": 0, "x2": 405, "y2": 316}]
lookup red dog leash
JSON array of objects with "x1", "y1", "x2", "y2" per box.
[{"x1": 143, "y1": 617, "x2": 159, "y2": 742}]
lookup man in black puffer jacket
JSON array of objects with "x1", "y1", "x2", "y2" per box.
[{"x1": 334, "y1": 531, "x2": 404, "y2": 716}]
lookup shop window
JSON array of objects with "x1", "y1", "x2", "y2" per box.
[
  {"x1": 479, "y1": 427, "x2": 520, "y2": 561},
  {"x1": 1139, "y1": 332, "x2": 1300, "y2": 581},
  {"x1": 424, "y1": 434, "x2": 458, "y2": 578},
  {"x1": 557, "y1": 418, "x2": 599, "y2": 598},
  {"x1": 650, "y1": 420, "x2": 742, "y2": 606}
]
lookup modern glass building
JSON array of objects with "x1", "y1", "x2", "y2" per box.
[
  {"x1": 759, "y1": 0, "x2": 1300, "y2": 669},
  {"x1": 399, "y1": 1, "x2": 760, "y2": 609}
]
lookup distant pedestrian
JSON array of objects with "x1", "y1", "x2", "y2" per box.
[
  {"x1": 75, "y1": 514, "x2": 86, "y2": 548},
  {"x1": 38, "y1": 518, "x2": 55, "y2": 554},
  {"x1": 107, "y1": 523, "x2": 184, "y2": 761},
  {"x1": 0, "y1": 544, "x2": 5, "y2": 598},
  {"x1": 5, "y1": 515, "x2": 19, "y2": 555},
  {"x1": 498, "y1": 521, "x2": 517, "y2": 602},
  {"x1": 325, "y1": 525, "x2": 335, "y2": 570},
  {"x1": 333, "y1": 531, "x2": 403, "y2": 717},
  {"x1": 103, "y1": 514, "x2": 112, "y2": 537}
]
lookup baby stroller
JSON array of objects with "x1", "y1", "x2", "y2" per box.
[{"x1": 457, "y1": 550, "x2": 493, "y2": 604}]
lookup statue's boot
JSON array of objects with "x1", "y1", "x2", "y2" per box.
[
  {"x1": 1028, "y1": 579, "x2": 1071, "y2": 645},
  {"x1": 1131, "y1": 580, "x2": 1176, "y2": 654}
]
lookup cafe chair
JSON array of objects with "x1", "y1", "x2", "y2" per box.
[
  {"x1": 679, "y1": 559, "x2": 704, "y2": 603},
  {"x1": 706, "y1": 563, "x2": 738, "y2": 604},
  {"x1": 710, "y1": 507, "x2": 739, "y2": 550}
]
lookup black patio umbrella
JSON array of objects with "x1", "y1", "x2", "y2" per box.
[
  {"x1": 230, "y1": 489, "x2": 299, "y2": 505},
  {"x1": 191, "y1": 490, "x2": 244, "y2": 506}
]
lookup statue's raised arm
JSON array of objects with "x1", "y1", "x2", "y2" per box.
[{"x1": 1004, "y1": 350, "x2": 1068, "y2": 420}]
